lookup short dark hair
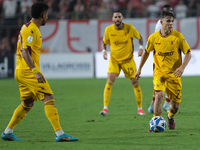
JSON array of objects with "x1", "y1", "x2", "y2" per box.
[
  {"x1": 114, "y1": 10, "x2": 122, "y2": 14},
  {"x1": 161, "y1": 11, "x2": 175, "y2": 19},
  {"x1": 31, "y1": 2, "x2": 49, "y2": 19},
  {"x1": 162, "y1": 4, "x2": 173, "y2": 12}
]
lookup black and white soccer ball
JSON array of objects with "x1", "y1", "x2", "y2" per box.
[{"x1": 150, "y1": 116, "x2": 166, "y2": 132}]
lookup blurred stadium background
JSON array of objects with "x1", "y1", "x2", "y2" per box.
[{"x1": 0, "y1": 0, "x2": 200, "y2": 79}]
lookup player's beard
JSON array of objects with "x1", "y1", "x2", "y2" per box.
[
  {"x1": 115, "y1": 21, "x2": 122, "y2": 27},
  {"x1": 41, "y1": 18, "x2": 47, "y2": 26}
]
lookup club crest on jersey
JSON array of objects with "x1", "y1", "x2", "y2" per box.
[{"x1": 27, "y1": 36, "x2": 33, "y2": 43}]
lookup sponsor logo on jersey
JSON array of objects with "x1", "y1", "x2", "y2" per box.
[
  {"x1": 114, "y1": 41, "x2": 128, "y2": 45},
  {"x1": 158, "y1": 51, "x2": 174, "y2": 56}
]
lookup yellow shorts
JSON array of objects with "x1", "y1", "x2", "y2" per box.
[
  {"x1": 15, "y1": 69, "x2": 53, "y2": 101},
  {"x1": 153, "y1": 75, "x2": 182, "y2": 103},
  {"x1": 108, "y1": 59, "x2": 137, "y2": 78}
]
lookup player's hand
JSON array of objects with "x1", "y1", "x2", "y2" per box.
[
  {"x1": 135, "y1": 70, "x2": 141, "y2": 80},
  {"x1": 138, "y1": 48, "x2": 143, "y2": 56},
  {"x1": 103, "y1": 51, "x2": 107, "y2": 60},
  {"x1": 174, "y1": 67, "x2": 184, "y2": 77},
  {"x1": 35, "y1": 72, "x2": 46, "y2": 83}
]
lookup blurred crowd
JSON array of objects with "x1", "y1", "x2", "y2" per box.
[{"x1": 0, "y1": 0, "x2": 200, "y2": 56}]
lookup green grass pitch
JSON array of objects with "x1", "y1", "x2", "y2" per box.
[{"x1": 0, "y1": 76, "x2": 200, "y2": 150}]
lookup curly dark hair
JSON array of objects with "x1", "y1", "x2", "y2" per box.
[{"x1": 31, "y1": 2, "x2": 49, "y2": 19}]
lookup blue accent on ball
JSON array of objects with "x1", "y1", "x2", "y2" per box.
[{"x1": 149, "y1": 116, "x2": 167, "y2": 132}]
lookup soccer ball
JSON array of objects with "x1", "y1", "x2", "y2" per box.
[{"x1": 150, "y1": 116, "x2": 167, "y2": 132}]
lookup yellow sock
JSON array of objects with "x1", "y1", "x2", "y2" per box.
[
  {"x1": 8, "y1": 103, "x2": 29, "y2": 129},
  {"x1": 103, "y1": 82, "x2": 113, "y2": 107},
  {"x1": 168, "y1": 110, "x2": 177, "y2": 118},
  {"x1": 133, "y1": 83, "x2": 142, "y2": 108},
  {"x1": 44, "y1": 99, "x2": 62, "y2": 132}
]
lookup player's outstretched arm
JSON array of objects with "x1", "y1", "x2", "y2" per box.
[
  {"x1": 138, "y1": 34, "x2": 144, "y2": 56},
  {"x1": 21, "y1": 48, "x2": 46, "y2": 83},
  {"x1": 102, "y1": 43, "x2": 107, "y2": 60},
  {"x1": 174, "y1": 51, "x2": 191, "y2": 77},
  {"x1": 135, "y1": 50, "x2": 150, "y2": 80}
]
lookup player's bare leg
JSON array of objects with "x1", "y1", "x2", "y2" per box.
[
  {"x1": 154, "y1": 91, "x2": 164, "y2": 116},
  {"x1": 148, "y1": 90, "x2": 164, "y2": 132}
]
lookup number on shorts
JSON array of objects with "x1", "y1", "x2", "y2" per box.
[
  {"x1": 176, "y1": 90, "x2": 182, "y2": 99},
  {"x1": 127, "y1": 67, "x2": 134, "y2": 75}
]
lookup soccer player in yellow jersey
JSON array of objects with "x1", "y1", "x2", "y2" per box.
[
  {"x1": 148, "y1": 4, "x2": 173, "y2": 114},
  {"x1": 135, "y1": 11, "x2": 191, "y2": 131},
  {"x1": 1, "y1": 2, "x2": 78, "y2": 142},
  {"x1": 99, "y1": 10, "x2": 146, "y2": 116}
]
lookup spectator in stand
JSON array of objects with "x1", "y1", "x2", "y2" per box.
[
  {"x1": 0, "y1": 0, "x2": 4, "y2": 13},
  {"x1": 155, "y1": 0, "x2": 167, "y2": 10},
  {"x1": 21, "y1": 0, "x2": 33, "y2": 14},
  {"x1": 174, "y1": 0, "x2": 188, "y2": 19},
  {"x1": 18, "y1": 0, "x2": 32, "y2": 24},
  {"x1": 126, "y1": 2, "x2": 135, "y2": 18},
  {"x1": 2, "y1": 0, "x2": 17, "y2": 38},
  {"x1": 196, "y1": 0, "x2": 200, "y2": 17},
  {"x1": 97, "y1": 1, "x2": 111, "y2": 19},
  {"x1": 89, "y1": 0, "x2": 100, "y2": 19},
  {"x1": 127, "y1": 0, "x2": 144, "y2": 17},
  {"x1": 109, "y1": 0, "x2": 118, "y2": 12},
  {"x1": 73, "y1": 0, "x2": 85, "y2": 19},
  {"x1": 84, "y1": 0, "x2": 92, "y2": 19},
  {"x1": 186, "y1": 0, "x2": 197, "y2": 17},
  {"x1": 44, "y1": 0, "x2": 56, "y2": 15},
  {"x1": 146, "y1": 0, "x2": 160, "y2": 18},
  {"x1": 169, "y1": 0, "x2": 178, "y2": 8},
  {"x1": 117, "y1": 0, "x2": 127, "y2": 11},
  {"x1": 57, "y1": 0, "x2": 70, "y2": 19},
  {"x1": 0, "y1": 37, "x2": 12, "y2": 56}
]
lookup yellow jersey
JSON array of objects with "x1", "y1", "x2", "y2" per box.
[
  {"x1": 146, "y1": 29, "x2": 191, "y2": 76},
  {"x1": 16, "y1": 20, "x2": 42, "y2": 70},
  {"x1": 103, "y1": 23, "x2": 141, "y2": 63}
]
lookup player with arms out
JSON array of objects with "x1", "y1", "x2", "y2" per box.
[
  {"x1": 135, "y1": 11, "x2": 191, "y2": 131},
  {"x1": 148, "y1": 4, "x2": 173, "y2": 114},
  {"x1": 99, "y1": 10, "x2": 146, "y2": 116},
  {"x1": 1, "y1": 2, "x2": 78, "y2": 142}
]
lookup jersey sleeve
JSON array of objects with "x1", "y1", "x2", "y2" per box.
[
  {"x1": 179, "y1": 34, "x2": 191, "y2": 54},
  {"x1": 130, "y1": 25, "x2": 141, "y2": 40},
  {"x1": 103, "y1": 27, "x2": 110, "y2": 45},
  {"x1": 21, "y1": 26, "x2": 36, "y2": 50},
  {"x1": 145, "y1": 35, "x2": 154, "y2": 53}
]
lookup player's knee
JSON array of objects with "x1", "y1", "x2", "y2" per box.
[
  {"x1": 21, "y1": 102, "x2": 33, "y2": 111},
  {"x1": 131, "y1": 78, "x2": 138, "y2": 86},
  {"x1": 132, "y1": 82, "x2": 139, "y2": 87},
  {"x1": 107, "y1": 80, "x2": 114, "y2": 85},
  {"x1": 171, "y1": 103, "x2": 179, "y2": 113},
  {"x1": 44, "y1": 99, "x2": 55, "y2": 106},
  {"x1": 156, "y1": 94, "x2": 164, "y2": 101}
]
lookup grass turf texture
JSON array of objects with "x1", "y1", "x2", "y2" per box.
[{"x1": 0, "y1": 76, "x2": 200, "y2": 150}]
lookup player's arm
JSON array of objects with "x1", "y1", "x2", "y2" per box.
[
  {"x1": 138, "y1": 34, "x2": 143, "y2": 56},
  {"x1": 102, "y1": 42, "x2": 107, "y2": 60},
  {"x1": 135, "y1": 50, "x2": 150, "y2": 80},
  {"x1": 21, "y1": 48, "x2": 46, "y2": 83},
  {"x1": 174, "y1": 51, "x2": 191, "y2": 77}
]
